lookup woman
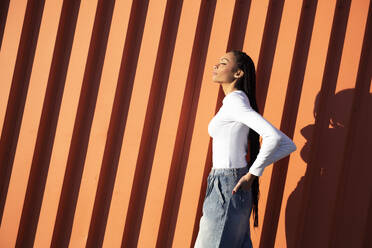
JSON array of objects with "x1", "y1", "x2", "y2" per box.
[{"x1": 194, "y1": 50, "x2": 297, "y2": 248}]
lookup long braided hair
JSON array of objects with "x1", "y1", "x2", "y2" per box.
[{"x1": 230, "y1": 50, "x2": 260, "y2": 227}]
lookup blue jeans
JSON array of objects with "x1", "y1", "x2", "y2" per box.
[{"x1": 194, "y1": 166, "x2": 253, "y2": 248}]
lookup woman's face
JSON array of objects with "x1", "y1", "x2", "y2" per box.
[{"x1": 212, "y1": 52, "x2": 238, "y2": 83}]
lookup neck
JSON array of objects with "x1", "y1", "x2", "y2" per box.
[{"x1": 221, "y1": 79, "x2": 238, "y2": 96}]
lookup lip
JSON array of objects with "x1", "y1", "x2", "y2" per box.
[{"x1": 212, "y1": 72, "x2": 217, "y2": 75}]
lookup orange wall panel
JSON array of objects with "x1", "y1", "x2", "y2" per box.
[{"x1": 0, "y1": 0, "x2": 371, "y2": 247}]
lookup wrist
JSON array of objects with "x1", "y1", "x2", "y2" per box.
[{"x1": 245, "y1": 172, "x2": 257, "y2": 178}]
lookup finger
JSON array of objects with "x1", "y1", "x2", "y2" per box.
[
  {"x1": 234, "y1": 178, "x2": 246, "y2": 193},
  {"x1": 232, "y1": 183, "x2": 241, "y2": 194}
]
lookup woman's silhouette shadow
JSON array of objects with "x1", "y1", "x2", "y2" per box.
[{"x1": 285, "y1": 89, "x2": 372, "y2": 247}]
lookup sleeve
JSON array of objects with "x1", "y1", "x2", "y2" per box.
[{"x1": 226, "y1": 94, "x2": 297, "y2": 176}]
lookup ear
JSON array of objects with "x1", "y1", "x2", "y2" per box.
[{"x1": 234, "y1": 69, "x2": 244, "y2": 79}]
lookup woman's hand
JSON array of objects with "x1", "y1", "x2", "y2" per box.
[{"x1": 232, "y1": 173, "x2": 257, "y2": 194}]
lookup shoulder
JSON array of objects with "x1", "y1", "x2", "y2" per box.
[{"x1": 223, "y1": 90, "x2": 251, "y2": 108}]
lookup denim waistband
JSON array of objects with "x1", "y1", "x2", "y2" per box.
[{"x1": 209, "y1": 166, "x2": 249, "y2": 177}]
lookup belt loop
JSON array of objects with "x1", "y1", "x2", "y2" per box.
[{"x1": 233, "y1": 169, "x2": 237, "y2": 178}]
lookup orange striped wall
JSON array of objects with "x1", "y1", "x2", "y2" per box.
[{"x1": 0, "y1": 0, "x2": 371, "y2": 247}]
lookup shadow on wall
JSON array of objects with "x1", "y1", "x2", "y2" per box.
[{"x1": 285, "y1": 89, "x2": 372, "y2": 247}]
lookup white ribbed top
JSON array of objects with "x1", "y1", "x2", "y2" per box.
[{"x1": 207, "y1": 90, "x2": 296, "y2": 176}]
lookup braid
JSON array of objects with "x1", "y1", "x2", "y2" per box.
[{"x1": 230, "y1": 50, "x2": 260, "y2": 227}]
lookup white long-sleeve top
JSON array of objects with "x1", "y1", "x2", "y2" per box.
[{"x1": 207, "y1": 90, "x2": 297, "y2": 176}]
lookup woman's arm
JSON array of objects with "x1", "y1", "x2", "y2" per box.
[{"x1": 226, "y1": 93, "x2": 297, "y2": 177}]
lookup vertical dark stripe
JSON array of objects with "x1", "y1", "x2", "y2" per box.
[
  {"x1": 14, "y1": 0, "x2": 81, "y2": 246},
  {"x1": 120, "y1": 0, "x2": 184, "y2": 247},
  {"x1": 293, "y1": 0, "x2": 351, "y2": 247},
  {"x1": 0, "y1": 0, "x2": 45, "y2": 225},
  {"x1": 156, "y1": 0, "x2": 221, "y2": 246},
  {"x1": 50, "y1": 0, "x2": 115, "y2": 247},
  {"x1": 226, "y1": 0, "x2": 252, "y2": 51},
  {"x1": 85, "y1": 0, "x2": 150, "y2": 247},
  {"x1": 0, "y1": 0, "x2": 10, "y2": 50},
  {"x1": 255, "y1": 0, "x2": 285, "y2": 113},
  {"x1": 330, "y1": 0, "x2": 372, "y2": 246},
  {"x1": 259, "y1": 0, "x2": 318, "y2": 247}
]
